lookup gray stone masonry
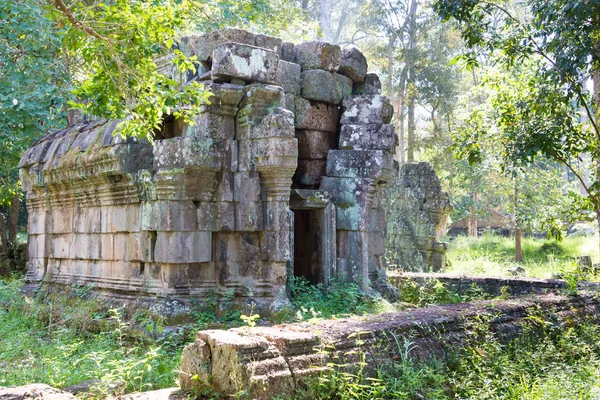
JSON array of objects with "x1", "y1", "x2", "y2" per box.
[{"x1": 19, "y1": 28, "x2": 449, "y2": 311}]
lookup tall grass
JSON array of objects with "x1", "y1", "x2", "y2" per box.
[{"x1": 445, "y1": 232, "x2": 599, "y2": 279}]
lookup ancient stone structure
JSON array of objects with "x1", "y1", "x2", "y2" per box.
[
  {"x1": 19, "y1": 29, "x2": 397, "y2": 309},
  {"x1": 179, "y1": 293, "x2": 600, "y2": 398},
  {"x1": 386, "y1": 162, "x2": 451, "y2": 272}
]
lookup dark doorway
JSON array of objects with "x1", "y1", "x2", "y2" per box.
[{"x1": 293, "y1": 209, "x2": 322, "y2": 284}]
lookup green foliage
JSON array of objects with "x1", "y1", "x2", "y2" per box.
[
  {"x1": 396, "y1": 278, "x2": 488, "y2": 307},
  {"x1": 299, "y1": 309, "x2": 600, "y2": 399},
  {"x1": 289, "y1": 276, "x2": 381, "y2": 320},
  {"x1": 0, "y1": 277, "x2": 180, "y2": 396}
]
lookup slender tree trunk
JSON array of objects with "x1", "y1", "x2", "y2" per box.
[
  {"x1": 397, "y1": 64, "x2": 409, "y2": 164},
  {"x1": 318, "y1": 0, "x2": 332, "y2": 42},
  {"x1": 0, "y1": 212, "x2": 7, "y2": 255},
  {"x1": 515, "y1": 178, "x2": 523, "y2": 262},
  {"x1": 386, "y1": 35, "x2": 394, "y2": 99},
  {"x1": 594, "y1": 68, "x2": 600, "y2": 257},
  {"x1": 468, "y1": 191, "x2": 478, "y2": 238},
  {"x1": 8, "y1": 197, "x2": 19, "y2": 248},
  {"x1": 407, "y1": 72, "x2": 415, "y2": 162}
]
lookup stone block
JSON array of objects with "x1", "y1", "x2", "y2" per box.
[
  {"x1": 195, "y1": 29, "x2": 257, "y2": 62},
  {"x1": 293, "y1": 159, "x2": 326, "y2": 187},
  {"x1": 211, "y1": 43, "x2": 279, "y2": 84},
  {"x1": 235, "y1": 201, "x2": 264, "y2": 231},
  {"x1": 112, "y1": 233, "x2": 147, "y2": 261},
  {"x1": 237, "y1": 110, "x2": 295, "y2": 140},
  {"x1": 49, "y1": 206, "x2": 73, "y2": 234},
  {"x1": 237, "y1": 140, "x2": 257, "y2": 171},
  {"x1": 253, "y1": 137, "x2": 299, "y2": 170},
  {"x1": 353, "y1": 73, "x2": 381, "y2": 95},
  {"x1": 234, "y1": 172, "x2": 262, "y2": 202},
  {"x1": 28, "y1": 234, "x2": 47, "y2": 258},
  {"x1": 103, "y1": 204, "x2": 141, "y2": 233},
  {"x1": 281, "y1": 42, "x2": 296, "y2": 62},
  {"x1": 27, "y1": 208, "x2": 46, "y2": 235},
  {"x1": 154, "y1": 231, "x2": 212, "y2": 263},
  {"x1": 255, "y1": 34, "x2": 283, "y2": 56},
  {"x1": 295, "y1": 41, "x2": 341, "y2": 72},
  {"x1": 276, "y1": 60, "x2": 301, "y2": 95},
  {"x1": 48, "y1": 234, "x2": 71, "y2": 259},
  {"x1": 283, "y1": 93, "x2": 295, "y2": 114},
  {"x1": 297, "y1": 129, "x2": 337, "y2": 160},
  {"x1": 184, "y1": 112, "x2": 235, "y2": 139},
  {"x1": 262, "y1": 229, "x2": 293, "y2": 262},
  {"x1": 212, "y1": 172, "x2": 234, "y2": 202},
  {"x1": 74, "y1": 207, "x2": 102, "y2": 234},
  {"x1": 141, "y1": 201, "x2": 197, "y2": 231},
  {"x1": 341, "y1": 95, "x2": 393, "y2": 125},
  {"x1": 339, "y1": 124, "x2": 395, "y2": 151},
  {"x1": 264, "y1": 201, "x2": 293, "y2": 231},
  {"x1": 300, "y1": 70, "x2": 352, "y2": 105},
  {"x1": 294, "y1": 97, "x2": 340, "y2": 131},
  {"x1": 326, "y1": 150, "x2": 395, "y2": 181},
  {"x1": 335, "y1": 204, "x2": 370, "y2": 231},
  {"x1": 320, "y1": 176, "x2": 375, "y2": 207},
  {"x1": 338, "y1": 47, "x2": 368, "y2": 83},
  {"x1": 153, "y1": 137, "x2": 223, "y2": 170}
]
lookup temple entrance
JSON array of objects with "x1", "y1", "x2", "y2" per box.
[{"x1": 290, "y1": 190, "x2": 337, "y2": 286}]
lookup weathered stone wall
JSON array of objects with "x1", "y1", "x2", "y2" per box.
[
  {"x1": 179, "y1": 293, "x2": 600, "y2": 399},
  {"x1": 386, "y1": 162, "x2": 451, "y2": 272},
  {"x1": 19, "y1": 28, "x2": 398, "y2": 309}
]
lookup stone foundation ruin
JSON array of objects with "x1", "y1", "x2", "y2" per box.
[
  {"x1": 19, "y1": 28, "x2": 445, "y2": 310},
  {"x1": 19, "y1": 29, "x2": 395, "y2": 309}
]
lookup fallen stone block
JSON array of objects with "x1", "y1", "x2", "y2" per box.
[
  {"x1": 295, "y1": 41, "x2": 341, "y2": 72},
  {"x1": 338, "y1": 47, "x2": 368, "y2": 83},
  {"x1": 294, "y1": 97, "x2": 340, "y2": 131},
  {"x1": 341, "y1": 95, "x2": 394, "y2": 125},
  {"x1": 211, "y1": 42, "x2": 279, "y2": 84},
  {"x1": 180, "y1": 294, "x2": 600, "y2": 400},
  {"x1": 300, "y1": 69, "x2": 352, "y2": 105}
]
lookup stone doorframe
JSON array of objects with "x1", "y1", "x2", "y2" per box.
[{"x1": 289, "y1": 189, "x2": 337, "y2": 286}]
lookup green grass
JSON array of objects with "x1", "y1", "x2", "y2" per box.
[
  {"x1": 0, "y1": 277, "x2": 182, "y2": 398},
  {"x1": 444, "y1": 232, "x2": 600, "y2": 279},
  {"x1": 303, "y1": 315, "x2": 600, "y2": 399}
]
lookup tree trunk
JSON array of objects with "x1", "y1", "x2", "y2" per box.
[
  {"x1": 0, "y1": 212, "x2": 7, "y2": 255},
  {"x1": 407, "y1": 72, "x2": 415, "y2": 162},
  {"x1": 468, "y1": 191, "x2": 478, "y2": 238},
  {"x1": 8, "y1": 197, "x2": 19, "y2": 248},
  {"x1": 318, "y1": 0, "x2": 332, "y2": 42},
  {"x1": 515, "y1": 178, "x2": 523, "y2": 262}
]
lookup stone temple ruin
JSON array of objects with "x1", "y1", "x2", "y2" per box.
[{"x1": 19, "y1": 28, "x2": 447, "y2": 310}]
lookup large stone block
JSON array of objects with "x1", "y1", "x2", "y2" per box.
[
  {"x1": 300, "y1": 70, "x2": 352, "y2": 105},
  {"x1": 276, "y1": 60, "x2": 301, "y2": 95},
  {"x1": 154, "y1": 231, "x2": 212, "y2": 263},
  {"x1": 281, "y1": 42, "x2": 296, "y2": 62},
  {"x1": 153, "y1": 137, "x2": 223, "y2": 170},
  {"x1": 235, "y1": 201, "x2": 264, "y2": 231},
  {"x1": 195, "y1": 29, "x2": 257, "y2": 62},
  {"x1": 320, "y1": 176, "x2": 375, "y2": 207},
  {"x1": 341, "y1": 95, "x2": 393, "y2": 125},
  {"x1": 141, "y1": 201, "x2": 197, "y2": 231},
  {"x1": 294, "y1": 97, "x2": 340, "y2": 131},
  {"x1": 295, "y1": 41, "x2": 341, "y2": 72},
  {"x1": 237, "y1": 110, "x2": 295, "y2": 140},
  {"x1": 282, "y1": 94, "x2": 295, "y2": 114},
  {"x1": 339, "y1": 124, "x2": 395, "y2": 152},
  {"x1": 234, "y1": 172, "x2": 262, "y2": 202},
  {"x1": 297, "y1": 129, "x2": 337, "y2": 160},
  {"x1": 326, "y1": 150, "x2": 395, "y2": 182},
  {"x1": 255, "y1": 34, "x2": 283, "y2": 56},
  {"x1": 338, "y1": 47, "x2": 368, "y2": 83},
  {"x1": 212, "y1": 43, "x2": 279, "y2": 84},
  {"x1": 293, "y1": 159, "x2": 326, "y2": 187},
  {"x1": 102, "y1": 204, "x2": 141, "y2": 233}
]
